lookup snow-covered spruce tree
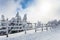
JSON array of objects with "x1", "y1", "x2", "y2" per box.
[
  {"x1": 23, "y1": 14, "x2": 27, "y2": 22},
  {"x1": 51, "y1": 20, "x2": 58, "y2": 28},
  {"x1": 47, "y1": 20, "x2": 58, "y2": 29},
  {"x1": 37, "y1": 21, "x2": 41, "y2": 28},
  {"x1": 58, "y1": 20, "x2": 60, "y2": 24},
  {"x1": 36, "y1": 21, "x2": 44, "y2": 31},
  {"x1": 1, "y1": 15, "x2": 5, "y2": 21},
  {"x1": 23, "y1": 14, "x2": 27, "y2": 34}
]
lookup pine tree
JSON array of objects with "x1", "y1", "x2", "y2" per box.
[{"x1": 23, "y1": 14, "x2": 27, "y2": 22}]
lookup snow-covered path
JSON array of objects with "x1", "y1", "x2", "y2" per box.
[
  {"x1": 0, "y1": 27, "x2": 60, "y2": 40},
  {"x1": 0, "y1": 30, "x2": 60, "y2": 40}
]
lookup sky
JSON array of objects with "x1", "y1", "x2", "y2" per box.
[{"x1": 0, "y1": 0, "x2": 60, "y2": 23}]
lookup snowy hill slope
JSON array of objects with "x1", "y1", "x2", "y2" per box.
[{"x1": 0, "y1": 25, "x2": 60, "y2": 40}]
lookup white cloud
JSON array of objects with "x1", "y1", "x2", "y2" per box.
[
  {"x1": 21, "y1": 0, "x2": 60, "y2": 23},
  {"x1": 0, "y1": 0, "x2": 60, "y2": 23},
  {"x1": 0, "y1": 0, "x2": 19, "y2": 19}
]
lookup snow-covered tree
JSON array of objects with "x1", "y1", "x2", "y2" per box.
[
  {"x1": 16, "y1": 11, "x2": 19, "y2": 17},
  {"x1": 16, "y1": 11, "x2": 21, "y2": 23},
  {"x1": 23, "y1": 14, "x2": 27, "y2": 22},
  {"x1": 51, "y1": 20, "x2": 58, "y2": 28},
  {"x1": 37, "y1": 21, "x2": 41, "y2": 28},
  {"x1": 1, "y1": 15, "x2": 6, "y2": 26},
  {"x1": 1, "y1": 15, "x2": 5, "y2": 21},
  {"x1": 47, "y1": 20, "x2": 58, "y2": 29},
  {"x1": 58, "y1": 20, "x2": 60, "y2": 24}
]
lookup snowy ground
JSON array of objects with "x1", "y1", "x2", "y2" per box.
[{"x1": 0, "y1": 25, "x2": 60, "y2": 40}]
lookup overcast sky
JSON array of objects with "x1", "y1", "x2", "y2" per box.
[{"x1": 0, "y1": 0, "x2": 60, "y2": 23}]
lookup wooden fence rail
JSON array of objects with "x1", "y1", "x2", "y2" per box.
[{"x1": 0, "y1": 24, "x2": 52, "y2": 37}]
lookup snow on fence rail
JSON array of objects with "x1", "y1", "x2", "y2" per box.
[{"x1": 0, "y1": 23, "x2": 52, "y2": 37}]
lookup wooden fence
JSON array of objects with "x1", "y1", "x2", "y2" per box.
[{"x1": 0, "y1": 23, "x2": 52, "y2": 37}]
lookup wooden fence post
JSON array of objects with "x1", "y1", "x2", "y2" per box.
[
  {"x1": 6, "y1": 19, "x2": 8, "y2": 37},
  {"x1": 42, "y1": 24, "x2": 43, "y2": 31},
  {"x1": 46, "y1": 24, "x2": 48, "y2": 31},
  {"x1": 25, "y1": 28, "x2": 26, "y2": 34},
  {"x1": 24, "y1": 23, "x2": 27, "y2": 34},
  {"x1": 34, "y1": 23, "x2": 37, "y2": 32}
]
